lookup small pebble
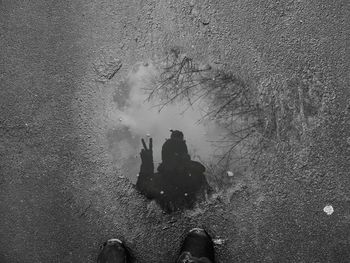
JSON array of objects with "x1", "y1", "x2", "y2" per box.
[
  {"x1": 227, "y1": 171, "x2": 234, "y2": 177},
  {"x1": 323, "y1": 205, "x2": 334, "y2": 215},
  {"x1": 213, "y1": 238, "x2": 227, "y2": 245},
  {"x1": 160, "y1": 190, "x2": 164, "y2": 195}
]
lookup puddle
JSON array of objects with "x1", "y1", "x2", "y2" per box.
[
  {"x1": 109, "y1": 62, "x2": 225, "y2": 184},
  {"x1": 107, "y1": 59, "x2": 257, "y2": 212}
]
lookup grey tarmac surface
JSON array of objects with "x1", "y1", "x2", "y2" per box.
[{"x1": 1, "y1": 0, "x2": 349, "y2": 262}]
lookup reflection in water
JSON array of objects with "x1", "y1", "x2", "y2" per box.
[
  {"x1": 136, "y1": 130, "x2": 210, "y2": 212},
  {"x1": 110, "y1": 62, "x2": 225, "y2": 184}
]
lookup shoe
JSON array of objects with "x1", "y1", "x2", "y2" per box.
[
  {"x1": 97, "y1": 238, "x2": 131, "y2": 263},
  {"x1": 177, "y1": 228, "x2": 215, "y2": 263}
]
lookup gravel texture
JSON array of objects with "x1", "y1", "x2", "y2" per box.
[{"x1": 1, "y1": 0, "x2": 349, "y2": 262}]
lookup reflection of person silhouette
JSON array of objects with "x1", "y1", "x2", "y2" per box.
[{"x1": 136, "y1": 130, "x2": 209, "y2": 212}]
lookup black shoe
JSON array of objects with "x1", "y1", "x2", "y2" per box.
[
  {"x1": 97, "y1": 238, "x2": 131, "y2": 263},
  {"x1": 177, "y1": 228, "x2": 215, "y2": 263}
]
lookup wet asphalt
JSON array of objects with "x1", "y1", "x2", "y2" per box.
[{"x1": 1, "y1": 0, "x2": 349, "y2": 262}]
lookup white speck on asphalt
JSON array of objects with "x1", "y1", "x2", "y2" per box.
[
  {"x1": 213, "y1": 238, "x2": 227, "y2": 245},
  {"x1": 323, "y1": 205, "x2": 334, "y2": 215},
  {"x1": 227, "y1": 171, "x2": 233, "y2": 177}
]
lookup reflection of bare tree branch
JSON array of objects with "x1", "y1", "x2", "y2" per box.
[
  {"x1": 215, "y1": 131, "x2": 253, "y2": 165},
  {"x1": 150, "y1": 50, "x2": 328, "y2": 187},
  {"x1": 144, "y1": 50, "x2": 266, "y2": 173},
  {"x1": 143, "y1": 52, "x2": 325, "y2": 190}
]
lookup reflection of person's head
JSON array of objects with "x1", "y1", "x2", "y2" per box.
[
  {"x1": 170, "y1": 130, "x2": 184, "y2": 140},
  {"x1": 161, "y1": 130, "x2": 189, "y2": 169}
]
